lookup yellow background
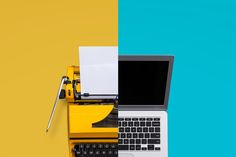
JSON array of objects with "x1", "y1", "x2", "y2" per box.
[{"x1": 0, "y1": 0, "x2": 117, "y2": 156}]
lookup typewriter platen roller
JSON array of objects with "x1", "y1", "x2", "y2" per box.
[{"x1": 46, "y1": 66, "x2": 118, "y2": 157}]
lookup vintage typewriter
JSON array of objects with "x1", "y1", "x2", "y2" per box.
[{"x1": 46, "y1": 66, "x2": 118, "y2": 157}]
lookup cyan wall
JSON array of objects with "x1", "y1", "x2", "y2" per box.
[{"x1": 119, "y1": 0, "x2": 236, "y2": 156}]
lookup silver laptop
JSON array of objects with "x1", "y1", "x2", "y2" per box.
[{"x1": 118, "y1": 55, "x2": 174, "y2": 157}]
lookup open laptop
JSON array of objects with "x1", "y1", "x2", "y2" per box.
[{"x1": 118, "y1": 55, "x2": 174, "y2": 157}]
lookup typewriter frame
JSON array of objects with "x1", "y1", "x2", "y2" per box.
[{"x1": 65, "y1": 66, "x2": 118, "y2": 157}]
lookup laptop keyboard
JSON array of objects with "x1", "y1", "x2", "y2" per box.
[{"x1": 118, "y1": 117, "x2": 161, "y2": 151}]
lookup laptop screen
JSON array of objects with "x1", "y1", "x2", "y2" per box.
[{"x1": 119, "y1": 60, "x2": 169, "y2": 106}]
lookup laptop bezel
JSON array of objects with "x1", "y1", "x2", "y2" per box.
[{"x1": 118, "y1": 55, "x2": 174, "y2": 111}]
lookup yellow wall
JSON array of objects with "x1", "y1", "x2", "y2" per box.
[{"x1": 0, "y1": 0, "x2": 117, "y2": 156}]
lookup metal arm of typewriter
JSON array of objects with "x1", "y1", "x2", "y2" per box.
[{"x1": 46, "y1": 76, "x2": 69, "y2": 132}]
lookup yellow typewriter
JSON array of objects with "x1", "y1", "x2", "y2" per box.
[{"x1": 46, "y1": 66, "x2": 118, "y2": 157}]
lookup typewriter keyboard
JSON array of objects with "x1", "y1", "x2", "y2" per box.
[{"x1": 73, "y1": 143, "x2": 118, "y2": 157}]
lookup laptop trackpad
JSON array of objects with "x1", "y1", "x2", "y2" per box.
[{"x1": 119, "y1": 153, "x2": 134, "y2": 157}]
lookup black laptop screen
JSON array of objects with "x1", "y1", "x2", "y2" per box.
[{"x1": 119, "y1": 61, "x2": 169, "y2": 105}]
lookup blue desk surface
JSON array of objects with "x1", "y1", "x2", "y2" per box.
[{"x1": 119, "y1": 0, "x2": 236, "y2": 156}]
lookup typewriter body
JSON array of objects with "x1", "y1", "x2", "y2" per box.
[{"x1": 47, "y1": 66, "x2": 118, "y2": 157}]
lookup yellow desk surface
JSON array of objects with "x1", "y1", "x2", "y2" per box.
[{"x1": 0, "y1": 0, "x2": 117, "y2": 157}]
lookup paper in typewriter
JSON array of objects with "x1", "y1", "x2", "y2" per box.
[{"x1": 79, "y1": 46, "x2": 118, "y2": 99}]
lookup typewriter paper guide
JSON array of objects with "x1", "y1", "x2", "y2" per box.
[{"x1": 79, "y1": 46, "x2": 118, "y2": 99}]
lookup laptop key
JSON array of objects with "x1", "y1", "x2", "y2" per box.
[
  {"x1": 130, "y1": 145, "x2": 135, "y2": 150},
  {"x1": 130, "y1": 139, "x2": 135, "y2": 144},
  {"x1": 137, "y1": 128, "x2": 142, "y2": 132},
  {"x1": 119, "y1": 127, "x2": 124, "y2": 132},
  {"x1": 122, "y1": 122, "x2": 128, "y2": 126},
  {"x1": 148, "y1": 139, "x2": 160, "y2": 144},
  {"x1": 124, "y1": 139, "x2": 129, "y2": 144},
  {"x1": 121, "y1": 133, "x2": 125, "y2": 138},
  {"x1": 149, "y1": 127, "x2": 154, "y2": 132},
  {"x1": 142, "y1": 139, "x2": 147, "y2": 144},
  {"x1": 136, "y1": 139, "x2": 141, "y2": 144},
  {"x1": 147, "y1": 118, "x2": 153, "y2": 121},
  {"x1": 155, "y1": 147, "x2": 161, "y2": 151},
  {"x1": 148, "y1": 145, "x2": 154, "y2": 150},
  {"x1": 134, "y1": 122, "x2": 139, "y2": 126},
  {"x1": 143, "y1": 128, "x2": 148, "y2": 132},
  {"x1": 128, "y1": 122, "x2": 133, "y2": 126},
  {"x1": 142, "y1": 147, "x2": 147, "y2": 150},
  {"x1": 139, "y1": 118, "x2": 145, "y2": 121},
  {"x1": 136, "y1": 145, "x2": 141, "y2": 150},
  {"x1": 125, "y1": 118, "x2": 131, "y2": 121},
  {"x1": 125, "y1": 128, "x2": 130, "y2": 132},
  {"x1": 127, "y1": 133, "x2": 132, "y2": 138},
  {"x1": 131, "y1": 127, "x2": 136, "y2": 132},
  {"x1": 119, "y1": 145, "x2": 129, "y2": 150},
  {"x1": 151, "y1": 133, "x2": 160, "y2": 138},
  {"x1": 140, "y1": 122, "x2": 145, "y2": 126},
  {"x1": 145, "y1": 133, "x2": 149, "y2": 138},
  {"x1": 152, "y1": 122, "x2": 160, "y2": 126},
  {"x1": 146, "y1": 122, "x2": 152, "y2": 126},
  {"x1": 139, "y1": 133, "x2": 144, "y2": 138},
  {"x1": 132, "y1": 118, "x2": 138, "y2": 121},
  {"x1": 154, "y1": 118, "x2": 160, "y2": 121},
  {"x1": 155, "y1": 127, "x2": 160, "y2": 132}
]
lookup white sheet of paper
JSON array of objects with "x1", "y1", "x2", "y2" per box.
[{"x1": 79, "y1": 46, "x2": 118, "y2": 99}]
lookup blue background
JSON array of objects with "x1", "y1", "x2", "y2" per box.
[{"x1": 119, "y1": 0, "x2": 236, "y2": 156}]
